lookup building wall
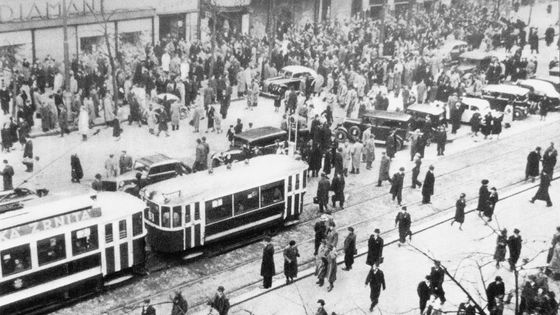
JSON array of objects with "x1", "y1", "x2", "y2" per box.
[
  {"x1": 249, "y1": 0, "x2": 317, "y2": 39},
  {"x1": 331, "y1": 0, "x2": 353, "y2": 21}
]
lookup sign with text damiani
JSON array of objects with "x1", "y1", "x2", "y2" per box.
[
  {"x1": 0, "y1": 0, "x2": 101, "y2": 23},
  {"x1": 0, "y1": 207, "x2": 102, "y2": 241}
]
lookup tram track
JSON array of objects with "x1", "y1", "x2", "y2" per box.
[{"x1": 102, "y1": 125, "x2": 560, "y2": 314}]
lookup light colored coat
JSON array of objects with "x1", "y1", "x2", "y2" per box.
[{"x1": 78, "y1": 107, "x2": 89, "y2": 136}]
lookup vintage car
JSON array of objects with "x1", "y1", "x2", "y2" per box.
[
  {"x1": 407, "y1": 103, "x2": 447, "y2": 127},
  {"x1": 211, "y1": 126, "x2": 288, "y2": 167},
  {"x1": 516, "y1": 79, "x2": 560, "y2": 110},
  {"x1": 335, "y1": 110, "x2": 411, "y2": 150},
  {"x1": 102, "y1": 153, "x2": 191, "y2": 192},
  {"x1": 457, "y1": 50, "x2": 493, "y2": 74},
  {"x1": 261, "y1": 65, "x2": 317, "y2": 97},
  {"x1": 439, "y1": 40, "x2": 469, "y2": 65},
  {"x1": 481, "y1": 84, "x2": 530, "y2": 120},
  {"x1": 535, "y1": 76, "x2": 560, "y2": 93},
  {"x1": 457, "y1": 97, "x2": 502, "y2": 123}
]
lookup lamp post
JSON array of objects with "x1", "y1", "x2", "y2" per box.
[{"x1": 63, "y1": 0, "x2": 70, "y2": 92}]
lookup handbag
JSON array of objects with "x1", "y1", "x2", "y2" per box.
[{"x1": 313, "y1": 196, "x2": 319, "y2": 204}]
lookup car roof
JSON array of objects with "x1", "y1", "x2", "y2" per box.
[
  {"x1": 136, "y1": 153, "x2": 177, "y2": 166},
  {"x1": 407, "y1": 104, "x2": 445, "y2": 116},
  {"x1": 143, "y1": 155, "x2": 308, "y2": 205},
  {"x1": 459, "y1": 50, "x2": 492, "y2": 60},
  {"x1": 535, "y1": 76, "x2": 560, "y2": 85},
  {"x1": 281, "y1": 66, "x2": 317, "y2": 76},
  {"x1": 482, "y1": 84, "x2": 530, "y2": 96},
  {"x1": 517, "y1": 79, "x2": 560, "y2": 98},
  {"x1": 461, "y1": 97, "x2": 490, "y2": 108},
  {"x1": 362, "y1": 110, "x2": 412, "y2": 122},
  {"x1": 234, "y1": 127, "x2": 287, "y2": 142}
]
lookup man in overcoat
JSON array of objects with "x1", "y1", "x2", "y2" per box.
[
  {"x1": 430, "y1": 261, "x2": 446, "y2": 303},
  {"x1": 330, "y1": 172, "x2": 345, "y2": 209},
  {"x1": 477, "y1": 179, "x2": 490, "y2": 216},
  {"x1": 395, "y1": 206, "x2": 411, "y2": 246},
  {"x1": 377, "y1": 152, "x2": 391, "y2": 186},
  {"x1": 525, "y1": 147, "x2": 541, "y2": 182},
  {"x1": 417, "y1": 276, "x2": 431, "y2": 314},
  {"x1": 486, "y1": 276, "x2": 505, "y2": 312},
  {"x1": 390, "y1": 167, "x2": 405, "y2": 205},
  {"x1": 317, "y1": 173, "x2": 330, "y2": 212},
  {"x1": 342, "y1": 227, "x2": 357, "y2": 271},
  {"x1": 366, "y1": 228, "x2": 384, "y2": 266},
  {"x1": 365, "y1": 264, "x2": 386, "y2": 312},
  {"x1": 530, "y1": 171, "x2": 553, "y2": 207},
  {"x1": 422, "y1": 165, "x2": 435, "y2": 204},
  {"x1": 507, "y1": 229, "x2": 522, "y2": 270},
  {"x1": 542, "y1": 142, "x2": 557, "y2": 177},
  {"x1": 260, "y1": 236, "x2": 275, "y2": 289},
  {"x1": 314, "y1": 215, "x2": 328, "y2": 255}
]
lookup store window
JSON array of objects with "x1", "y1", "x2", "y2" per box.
[
  {"x1": 261, "y1": 181, "x2": 284, "y2": 206},
  {"x1": 159, "y1": 14, "x2": 186, "y2": 41},
  {"x1": 205, "y1": 196, "x2": 233, "y2": 224},
  {"x1": 37, "y1": 234, "x2": 66, "y2": 266},
  {"x1": 1, "y1": 244, "x2": 31, "y2": 276},
  {"x1": 80, "y1": 36, "x2": 105, "y2": 54},
  {"x1": 71, "y1": 226, "x2": 99, "y2": 256},
  {"x1": 234, "y1": 188, "x2": 260, "y2": 215}
]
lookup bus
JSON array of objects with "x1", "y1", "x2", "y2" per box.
[
  {"x1": 140, "y1": 155, "x2": 308, "y2": 254},
  {"x1": 0, "y1": 192, "x2": 147, "y2": 314}
]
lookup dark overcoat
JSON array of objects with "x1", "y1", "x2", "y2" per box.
[
  {"x1": 366, "y1": 235, "x2": 384, "y2": 266},
  {"x1": 422, "y1": 171, "x2": 435, "y2": 196},
  {"x1": 525, "y1": 151, "x2": 541, "y2": 177},
  {"x1": 261, "y1": 243, "x2": 275, "y2": 277}
]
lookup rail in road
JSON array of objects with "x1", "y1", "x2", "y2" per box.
[{"x1": 88, "y1": 120, "x2": 560, "y2": 315}]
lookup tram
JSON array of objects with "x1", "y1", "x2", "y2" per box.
[
  {"x1": 0, "y1": 192, "x2": 147, "y2": 315},
  {"x1": 140, "y1": 154, "x2": 308, "y2": 254}
]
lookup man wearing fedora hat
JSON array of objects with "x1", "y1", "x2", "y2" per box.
[
  {"x1": 208, "y1": 286, "x2": 230, "y2": 315},
  {"x1": 317, "y1": 172, "x2": 331, "y2": 212},
  {"x1": 315, "y1": 299, "x2": 328, "y2": 315},
  {"x1": 366, "y1": 228, "x2": 384, "y2": 266},
  {"x1": 507, "y1": 229, "x2": 522, "y2": 270},
  {"x1": 141, "y1": 299, "x2": 155, "y2": 315},
  {"x1": 477, "y1": 179, "x2": 490, "y2": 217},
  {"x1": 390, "y1": 167, "x2": 405, "y2": 206}
]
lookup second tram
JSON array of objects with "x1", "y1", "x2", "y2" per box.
[
  {"x1": 140, "y1": 155, "x2": 308, "y2": 253},
  {"x1": 0, "y1": 192, "x2": 147, "y2": 314}
]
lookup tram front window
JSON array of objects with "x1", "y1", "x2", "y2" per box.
[
  {"x1": 261, "y1": 181, "x2": 284, "y2": 206},
  {"x1": 71, "y1": 226, "x2": 99, "y2": 256},
  {"x1": 38, "y1": 234, "x2": 66, "y2": 266},
  {"x1": 1, "y1": 244, "x2": 31, "y2": 276}
]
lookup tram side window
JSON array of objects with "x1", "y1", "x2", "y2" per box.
[
  {"x1": 119, "y1": 220, "x2": 127, "y2": 239},
  {"x1": 162, "y1": 207, "x2": 171, "y2": 227},
  {"x1": 37, "y1": 234, "x2": 66, "y2": 266},
  {"x1": 171, "y1": 206, "x2": 181, "y2": 227},
  {"x1": 261, "y1": 181, "x2": 284, "y2": 206},
  {"x1": 71, "y1": 226, "x2": 99, "y2": 256},
  {"x1": 132, "y1": 213, "x2": 143, "y2": 236},
  {"x1": 1, "y1": 244, "x2": 31, "y2": 276},
  {"x1": 295, "y1": 174, "x2": 300, "y2": 190},
  {"x1": 303, "y1": 171, "x2": 307, "y2": 188},
  {"x1": 147, "y1": 201, "x2": 160, "y2": 226},
  {"x1": 234, "y1": 188, "x2": 259, "y2": 215},
  {"x1": 205, "y1": 195, "x2": 233, "y2": 224},
  {"x1": 105, "y1": 223, "x2": 113, "y2": 243}
]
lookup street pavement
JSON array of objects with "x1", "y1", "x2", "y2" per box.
[{"x1": 223, "y1": 173, "x2": 560, "y2": 315}]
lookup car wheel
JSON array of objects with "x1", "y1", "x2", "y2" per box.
[
  {"x1": 212, "y1": 158, "x2": 223, "y2": 168},
  {"x1": 348, "y1": 126, "x2": 362, "y2": 141},
  {"x1": 513, "y1": 108, "x2": 525, "y2": 120},
  {"x1": 335, "y1": 129, "x2": 348, "y2": 142}
]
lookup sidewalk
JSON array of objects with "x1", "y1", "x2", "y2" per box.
[{"x1": 217, "y1": 176, "x2": 560, "y2": 315}]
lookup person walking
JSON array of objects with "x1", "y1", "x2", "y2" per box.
[
  {"x1": 411, "y1": 153, "x2": 422, "y2": 189},
  {"x1": 435, "y1": 126, "x2": 447, "y2": 156},
  {"x1": 317, "y1": 173, "x2": 330, "y2": 212},
  {"x1": 525, "y1": 147, "x2": 542, "y2": 182},
  {"x1": 429, "y1": 261, "x2": 446, "y2": 303},
  {"x1": 422, "y1": 165, "x2": 435, "y2": 204},
  {"x1": 315, "y1": 299, "x2": 328, "y2": 315},
  {"x1": 0, "y1": 160, "x2": 14, "y2": 191},
  {"x1": 78, "y1": 105, "x2": 89, "y2": 141},
  {"x1": 140, "y1": 299, "x2": 156, "y2": 315},
  {"x1": 283, "y1": 240, "x2": 299, "y2": 284},
  {"x1": 530, "y1": 171, "x2": 553, "y2": 207},
  {"x1": 316, "y1": 240, "x2": 329, "y2": 287},
  {"x1": 477, "y1": 179, "x2": 490, "y2": 217},
  {"x1": 451, "y1": 193, "x2": 467, "y2": 230},
  {"x1": 260, "y1": 236, "x2": 275, "y2": 289},
  {"x1": 351, "y1": 140, "x2": 363, "y2": 174},
  {"x1": 70, "y1": 154, "x2": 83, "y2": 183},
  {"x1": 365, "y1": 264, "x2": 386, "y2": 312},
  {"x1": 484, "y1": 187, "x2": 499, "y2": 222},
  {"x1": 364, "y1": 134, "x2": 376, "y2": 170},
  {"x1": 330, "y1": 172, "x2": 345, "y2": 209},
  {"x1": 486, "y1": 276, "x2": 505, "y2": 314},
  {"x1": 119, "y1": 151, "x2": 133, "y2": 175},
  {"x1": 208, "y1": 286, "x2": 230, "y2": 315},
  {"x1": 542, "y1": 143, "x2": 557, "y2": 178},
  {"x1": 390, "y1": 167, "x2": 405, "y2": 205},
  {"x1": 366, "y1": 228, "x2": 384, "y2": 266},
  {"x1": 494, "y1": 229, "x2": 508, "y2": 269},
  {"x1": 417, "y1": 275, "x2": 431, "y2": 314},
  {"x1": 507, "y1": 229, "x2": 522, "y2": 271},
  {"x1": 377, "y1": 152, "x2": 392, "y2": 187},
  {"x1": 395, "y1": 207, "x2": 411, "y2": 246},
  {"x1": 325, "y1": 246, "x2": 338, "y2": 292},
  {"x1": 325, "y1": 223, "x2": 339, "y2": 249},
  {"x1": 342, "y1": 227, "x2": 357, "y2": 271},
  {"x1": 314, "y1": 215, "x2": 328, "y2": 255},
  {"x1": 23, "y1": 139, "x2": 33, "y2": 172},
  {"x1": 170, "y1": 291, "x2": 189, "y2": 315}
]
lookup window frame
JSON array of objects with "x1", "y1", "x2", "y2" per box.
[
  {"x1": 161, "y1": 206, "x2": 171, "y2": 228},
  {"x1": 261, "y1": 180, "x2": 285, "y2": 207},
  {"x1": 1, "y1": 244, "x2": 32, "y2": 277},
  {"x1": 234, "y1": 187, "x2": 260, "y2": 216},
  {"x1": 71, "y1": 225, "x2": 99, "y2": 256},
  {"x1": 132, "y1": 213, "x2": 143, "y2": 236},
  {"x1": 119, "y1": 220, "x2": 128, "y2": 239},
  {"x1": 172, "y1": 206, "x2": 182, "y2": 228},
  {"x1": 37, "y1": 234, "x2": 67, "y2": 267},
  {"x1": 205, "y1": 195, "x2": 233, "y2": 225}
]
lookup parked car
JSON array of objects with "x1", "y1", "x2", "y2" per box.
[
  {"x1": 457, "y1": 97, "x2": 502, "y2": 123},
  {"x1": 535, "y1": 76, "x2": 560, "y2": 93},
  {"x1": 102, "y1": 153, "x2": 191, "y2": 192},
  {"x1": 211, "y1": 126, "x2": 288, "y2": 167},
  {"x1": 261, "y1": 66, "x2": 317, "y2": 97},
  {"x1": 457, "y1": 50, "x2": 493, "y2": 74},
  {"x1": 439, "y1": 40, "x2": 469, "y2": 65},
  {"x1": 481, "y1": 84, "x2": 530, "y2": 120},
  {"x1": 335, "y1": 110, "x2": 411, "y2": 150},
  {"x1": 516, "y1": 79, "x2": 560, "y2": 110}
]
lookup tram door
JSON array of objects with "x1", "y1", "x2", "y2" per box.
[
  {"x1": 285, "y1": 171, "x2": 305, "y2": 221},
  {"x1": 184, "y1": 202, "x2": 203, "y2": 250}
]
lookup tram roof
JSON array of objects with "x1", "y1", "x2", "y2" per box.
[
  {"x1": 0, "y1": 192, "x2": 145, "y2": 232},
  {"x1": 143, "y1": 154, "x2": 309, "y2": 205}
]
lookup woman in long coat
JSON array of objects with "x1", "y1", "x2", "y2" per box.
[
  {"x1": 484, "y1": 187, "x2": 499, "y2": 221},
  {"x1": 481, "y1": 112, "x2": 493, "y2": 139},
  {"x1": 325, "y1": 247, "x2": 337, "y2": 292},
  {"x1": 70, "y1": 154, "x2": 83, "y2": 183},
  {"x1": 470, "y1": 112, "x2": 481, "y2": 136},
  {"x1": 452, "y1": 193, "x2": 466, "y2": 229},
  {"x1": 1, "y1": 123, "x2": 13, "y2": 152},
  {"x1": 491, "y1": 116, "x2": 502, "y2": 139},
  {"x1": 494, "y1": 229, "x2": 508, "y2": 268},
  {"x1": 78, "y1": 105, "x2": 89, "y2": 141},
  {"x1": 525, "y1": 147, "x2": 541, "y2": 181},
  {"x1": 283, "y1": 240, "x2": 299, "y2": 284},
  {"x1": 147, "y1": 105, "x2": 157, "y2": 134}
]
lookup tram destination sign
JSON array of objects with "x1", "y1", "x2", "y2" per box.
[{"x1": 0, "y1": 207, "x2": 101, "y2": 241}]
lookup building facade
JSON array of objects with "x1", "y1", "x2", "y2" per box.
[{"x1": 0, "y1": 0, "x2": 199, "y2": 64}]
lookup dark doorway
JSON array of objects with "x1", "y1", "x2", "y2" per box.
[
  {"x1": 351, "y1": 0, "x2": 362, "y2": 17},
  {"x1": 321, "y1": 0, "x2": 332, "y2": 21},
  {"x1": 159, "y1": 14, "x2": 185, "y2": 42}
]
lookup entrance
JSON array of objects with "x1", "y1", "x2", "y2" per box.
[{"x1": 159, "y1": 14, "x2": 186, "y2": 42}]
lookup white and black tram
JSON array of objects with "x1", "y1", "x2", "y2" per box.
[
  {"x1": 0, "y1": 192, "x2": 147, "y2": 314},
  {"x1": 140, "y1": 155, "x2": 308, "y2": 254}
]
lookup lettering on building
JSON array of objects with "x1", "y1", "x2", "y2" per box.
[
  {"x1": 0, "y1": 207, "x2": 102, "y2": 241},
  {"x1": 0, "y1": 0, "x2": 100, "y2": 23}
]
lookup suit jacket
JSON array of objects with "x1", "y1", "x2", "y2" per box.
[
  {"x1": 486, "y1": 281, "x2": 505, "y2": 302},
  {"x1": 365, "y1": 269, "x2": 386, "y2": 291},
  {"x1": 417, "y1": 281, "x2": 431, "y2": 301},
  {"x1": 390, "y1": 173, "x2": 404, "y2": 194},
  {"x1": 430, "y1": 267, "x2": 445, "y2": 286},
  {"x1": 422, "y1": 171, "x2": 435, "y2": 195}
]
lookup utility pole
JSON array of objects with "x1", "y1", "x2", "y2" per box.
[
  {"x1": 62, "y1": 0, "x2": 70, "y2": 92},
  {"x1": 379, "y1": 0, "x2": 387, "y2": 56}
]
